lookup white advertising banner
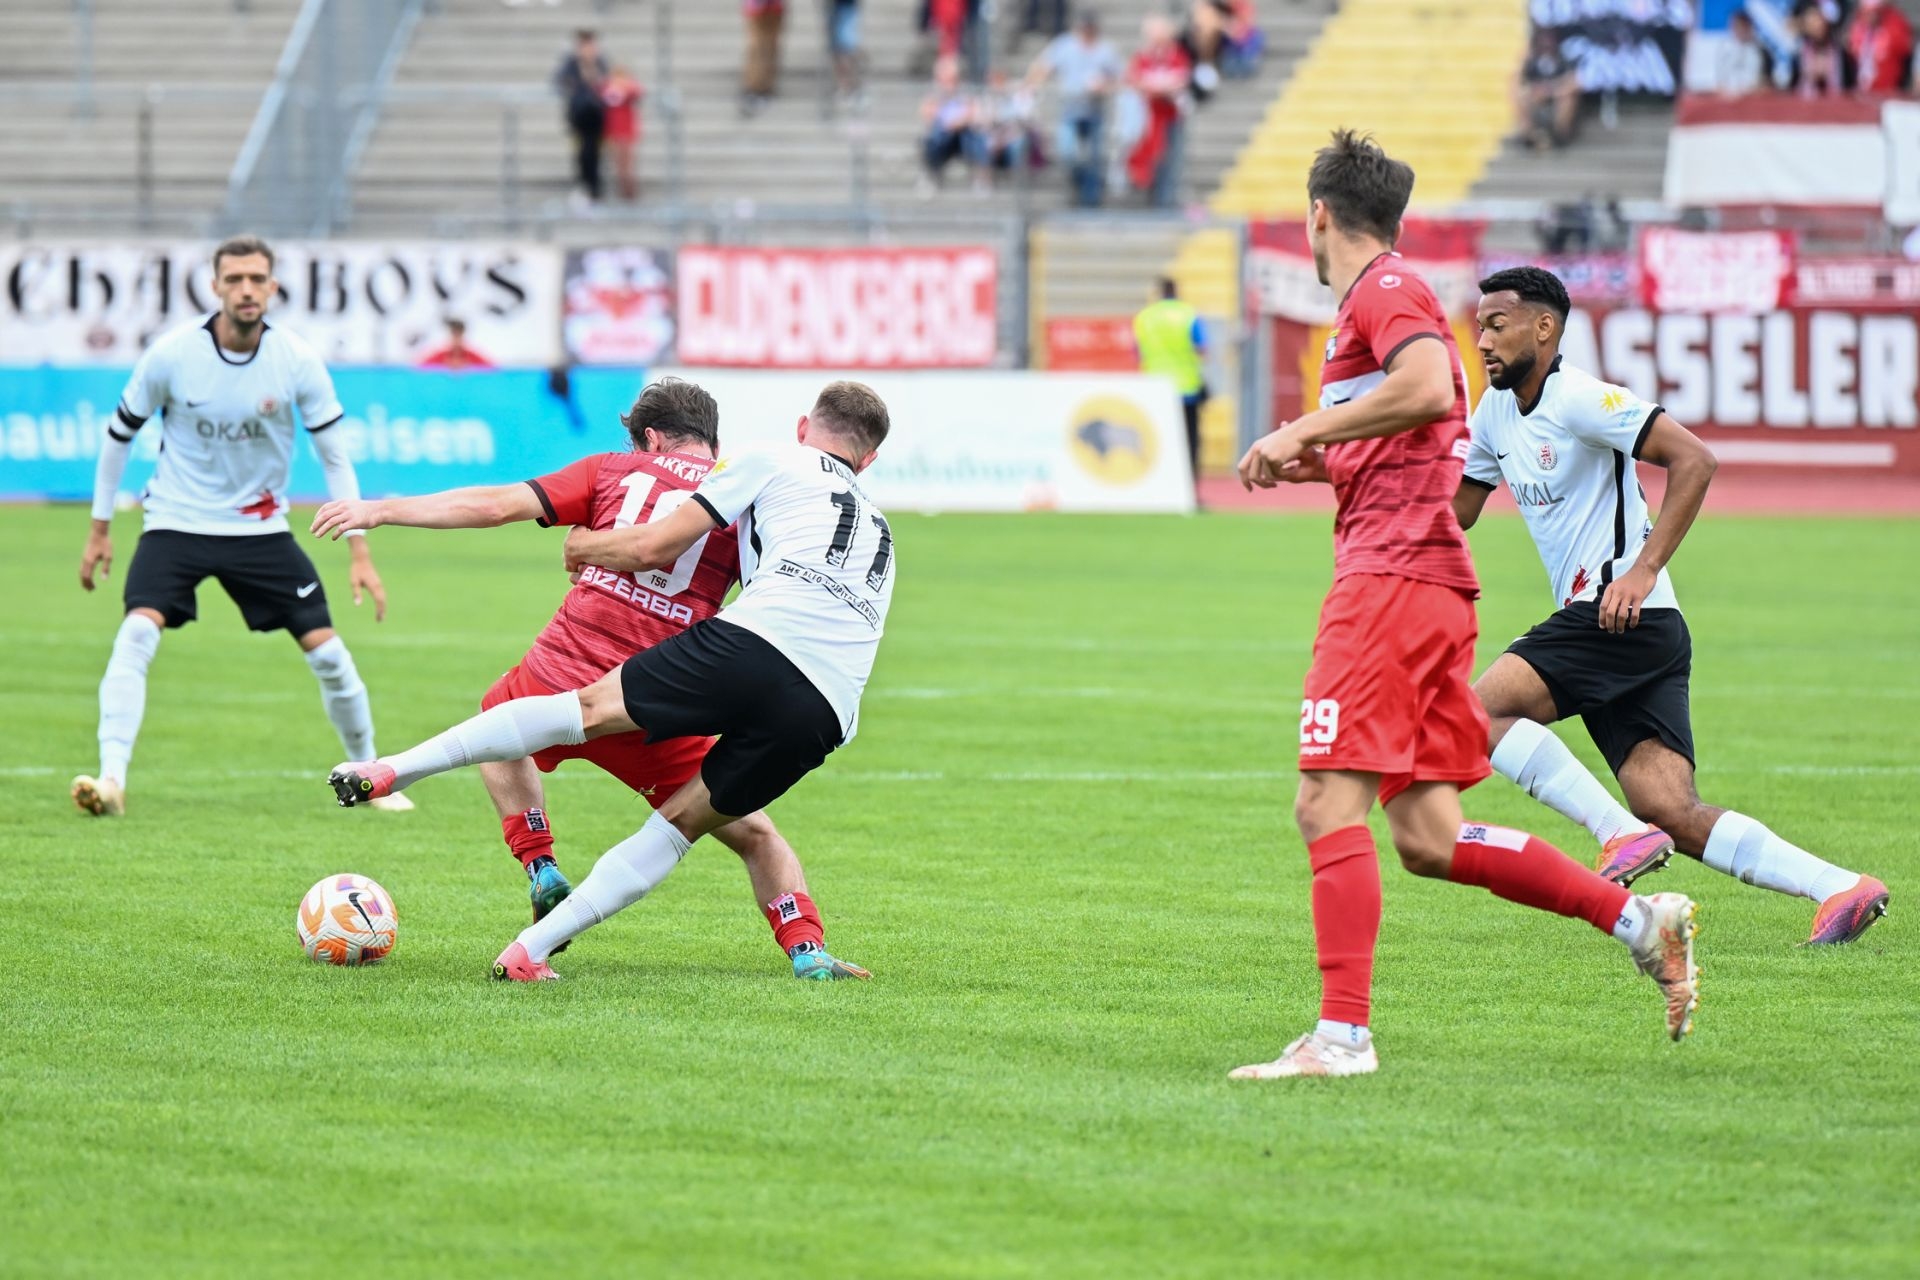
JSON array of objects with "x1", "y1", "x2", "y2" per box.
[
  {"x1": 654, "y1": 368, "x2": 1195, "y2": 513},
  {"x1": 0, "y1": 241, "x2": 564, "y2": 367},
  {"x1": 1884, "y1": 101, "x2": 1920, "y2": 225}
]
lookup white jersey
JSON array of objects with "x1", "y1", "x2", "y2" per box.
[
  {"x1": 692, "y1": 443, "x2": 895, "y2": 742},
  {"x1": 1465, "y1": 358, "x2": 1680, "y2": 613},
  {"x1": 112, "y1": 316, "x2": 344, "y2": 536}
]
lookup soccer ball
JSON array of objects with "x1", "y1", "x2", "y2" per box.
[{"x1": 296, "y1": 874, "x2": 398, "y2": 966}]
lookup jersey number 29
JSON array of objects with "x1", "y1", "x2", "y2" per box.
[{"x1": 613, "y1": 472, "x2": 713, "y2": 597}]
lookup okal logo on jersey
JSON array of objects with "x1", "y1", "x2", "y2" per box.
[{"x1": 195, "y1": 418, "x2": 268, "y2": 442}]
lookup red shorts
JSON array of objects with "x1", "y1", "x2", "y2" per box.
[
  {"x1": 1298, "y1": 573, "x2": 1492, "y2": 805},
  {"x1": 480, "y1": 663, "x2": 709, "y2": 808}
]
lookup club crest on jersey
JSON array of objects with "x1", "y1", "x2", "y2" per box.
[
  {"x1": 1379, "y1": 274, "x2": 1402, "y2": 289},
  {"x1": 1537, "y1": 442, "x2": 1558, "y2": 471},
  {"x1": 1324, "y1": 332, "x2": 1339, "y2": 361},
  {"x1": 257, "y1": 397, "x2": 279, "y2": 416}
]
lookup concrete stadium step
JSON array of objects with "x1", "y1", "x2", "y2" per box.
[{"x1": 1471, "y1": 99, "x2": 1676, "y2": 212}]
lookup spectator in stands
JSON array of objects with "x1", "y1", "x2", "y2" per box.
[
  {"x1": 554, "y1": 30, "x2": 609, "y2": 205},
  {"x1": 829, "y1": 0, "x2": 867, "y2": 110},
  {"x1": 602, "y1": 66, "x2": 643, "y2": 202},
  {"x1": 1710, "y1": 9, "x2": 1773, "y2": 95},
  {"x1": 1009, "y1": 0, "x2": 1070, "y2": 53},
  {"x1": 1847, "y1": 0, "x2": 1914, "y2": 93},
  {"x1": 418, "y1": 319, "x2": 494, "y2": 371},
  {"x1": 741, "y1": 0, "x2": 785, "y2": 116},
  {"x1": 1789, "y1": 3, "x2": 1856, "y2": 95},
  {"x1": 922, "y1": 0, "x2": 987, "y2": 83},
  {"x1": 1220, "y1": 0, "x2": 1264, "y2": 78},
  {"x1": 1133, "y1": 278, "x2": 1207, "y2": 486},
  {"x1": 1127, "y1": 16, "x2": 1194, "y2": 207},
  {"x1": 1514, "y1": 26, "x2": 1581, "y2": 149},
  {"x1": 919, "y1": 56, "x2": 987, "y2": 195},
  {"x1": 982, "y1": 69, "x2": 1042, "y2": 179},
  {"x1": 1030, "y1": 10, "x2": 1124, "y2": 207}
]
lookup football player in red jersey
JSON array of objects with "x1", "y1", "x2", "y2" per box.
[
  {"x1": 311, "y1": 378, "x2": 868, "y2": 981},
  {"x1": 1226, "y1": 132, "x2": 1700, "y2": 1078}
]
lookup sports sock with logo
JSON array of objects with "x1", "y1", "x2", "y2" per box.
[
  {"x1": 763, "y1": 891, "x2": 825, "y2": 954},
  {"x1": 1308, "y1": 825, "x2": 1382, "y2": 1027},
  {"x1": 502, "y1": 808, "x2": 556, "y2": 869},
  {"x1": 518, "y1": 812, "x2": 692, "y2": 963},
  {"x1": 1703, "y1": 810, "x2": 1860, "y2": 903},
  {"x1": 1449, "y1": 822, "x2": 1631, "y2": 935},
  {"x1": 1490, "y1": 717, "x2": 1638, "y2": 845},
  {"x1": 381, "y1": 693, "x2": 586, "y2": 790},
  {"x1": 1315, "y1": 1019, "x2": 1372, "y2": 1049},
  {"x1": 97, "y1": 613, "x2": 161, "y2": 786},
  {"x1": 304, "y1": 636, "x2": 376, "y2": 761}
]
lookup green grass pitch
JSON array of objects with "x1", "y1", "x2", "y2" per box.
[{"x1": 2, "y1": 502, "x2": 1915, "y2": 1277}]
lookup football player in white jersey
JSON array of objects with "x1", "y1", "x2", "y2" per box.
[
  {"x1": 72, "y1": 236, "x2": 410, "y2": 815},
  {"x1": 1454, "y1": 266, "x2": 1887, "y2": 944},
  {"x1": 327, "y1": 381, "x2": 896, "y2": 980}
]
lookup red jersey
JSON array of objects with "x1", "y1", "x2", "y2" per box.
[
  {"x1": 1317, "y1": 253, "x2": 1479, "y2": 595},
  {"x1": 520, "y1": 451, "x2": 739, "y2": 690}
]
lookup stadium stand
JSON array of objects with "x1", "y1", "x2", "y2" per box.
[
  {"x1": 350, "y1": 0, "x2": 1332, "y2": 227},
  {"x1": 0, "y1": 0, "x2": 300, "y2": 234}
]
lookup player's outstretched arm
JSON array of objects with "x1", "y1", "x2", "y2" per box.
[
  {"x1": 564, "y1": 500, "x2": 721, "y2": 574},
  {"x1": 1598, "y1": 413, "x2": 1717, "y2": 633},
  {"x1": 311, "y1": 485, "x2": 547, "y2": 540}
]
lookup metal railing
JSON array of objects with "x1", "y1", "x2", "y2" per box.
[
  {"x1": 224, "y1": 0, "x2": 425, "y2": 236},
  {"x1": 68, "y1": 0, "x2": 259, "y2": 115}
]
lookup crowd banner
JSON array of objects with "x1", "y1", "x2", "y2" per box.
[
  {"x1": 1638, "y1": 228, "x2": 1795, "y2": 313},
  {"x1": 651, "y1": 367, "x2": 1194, "y2": 512},
  {"x1": 0, "y1": 241, "x2": 565, "y2": 367},
  {"x1": 1531, "y1": 0, "x2": 1688, "y2": 95},
  {"x1": 676, "y1": 246, "x2": 998, "y2": 368},
  {"x1": 1662, "y1": 96, "x2": 1889, "y2": 209},
  {"x1": 562, "y1": 246, "x2": 677, "y2": 366},
  {"x1": 1, "y1": 366, "x2": 656, "y2": 502},
  {"x1": 1885, "y1": 101, "x2": 1920, "y2": 226},
  {"x1": 1044, "y1": 316, "x2": 1139, "y2": 372}
]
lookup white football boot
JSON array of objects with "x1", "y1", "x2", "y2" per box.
[{"x1": 1230, "y1": 1031, "x2": 1378, "y2": 1080}]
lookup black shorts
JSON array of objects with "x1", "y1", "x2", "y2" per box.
[
  {"x1": 123, "y1": 530, "x2": 332, "y2": 635},
  {"x1": 619, "y1": 618, "x2": 844, "y2": 817},
  {"x1": 1506, "y1": 601, "x2": 1695, "y2": 776}
]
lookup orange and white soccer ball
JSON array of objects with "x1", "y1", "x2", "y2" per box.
[{"x1": 296, "y1": 874, "x2": 398, "y2": 966}]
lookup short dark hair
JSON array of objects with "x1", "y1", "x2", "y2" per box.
[
  {"x1": 1157, "y1": 276, "x2": 1178, "y2": 299},
  {"x1": 1307, "y1": 130, "x2": 1415, "y2": 244},
  {"x1": 810, "y1": 380, "x2": 891, "y2": 454},
  {"x1": 1477, "y1": 265, "x2": 1572, "y2": 322},
  {"x1": 622, "y1": 376, "x2": 719, "y2": 452},
  {"x1": 212, "y1": 235, "x2": 274, "y2": 274}
]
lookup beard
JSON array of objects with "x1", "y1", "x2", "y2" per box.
[{"x1": 1488, "y1": 347, "x2": 1537, "y2": 391}]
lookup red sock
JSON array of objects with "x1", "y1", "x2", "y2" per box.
[
  {"x1": 501, "y1": 808, "x2": 555, "y2": 868},
  {"x1": 1308, "y1": 825, "x2": 1382, "y2": 1026},
  {"x1": 1449, "y1": 822, "x2": 1630, "y2": 933},
  {"x1": 763, "y1": 891, "x2": 824, "y2": 954}
]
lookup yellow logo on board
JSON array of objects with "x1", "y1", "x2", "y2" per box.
[{"x1": 1066, "y1": 395, "x2": 1158, "y2": 486}]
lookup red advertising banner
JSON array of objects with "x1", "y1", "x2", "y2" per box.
[
  {"x1": 1044, "y1": 315, "x2": 1137, "y2": 371},
  {"x1": 676, "y1": 245, "x2": 997, "y2": 368},
  {"x1": 1638, "y1": 228, "x2": 1796, "y2": 314}
]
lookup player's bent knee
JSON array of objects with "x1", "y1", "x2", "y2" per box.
[{"x1": 1394, "y1": 841, "x2": 1452, "y2": 879}]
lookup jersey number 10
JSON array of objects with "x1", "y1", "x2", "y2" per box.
[{"x1": 613, "y1": 472, "x2": 714, "y2": 597}]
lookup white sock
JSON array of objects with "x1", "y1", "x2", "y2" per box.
[
  {"x1": 518, "y1": 812, "x2": 693, "y2": 962},
  {"x1": 1610, "y1": 895, "x2": 1651, "y2": 947},
  {"x1": 304, "y1": 637, "x2": 376, "y2": 760},
  {"x1": 1702, "y1": 810, "x2": 1859, "y2": 903},
  {"x1": 97, "y1": 614, "x2": 161, "y2": 786},
  {"x1": 1491, "y1": 718, "x2": 1638, "y2": 845},
  {"x1": 380, "y1": 692, "x2": 585, "y2": 790},
  {"x1": 1315, "y1": 1019, "x2": 1371, "y2": 1049}
]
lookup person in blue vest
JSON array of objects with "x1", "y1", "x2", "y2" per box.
[{"x1": 1133, "y1": 276, "x2": 1208, "y2": 485}]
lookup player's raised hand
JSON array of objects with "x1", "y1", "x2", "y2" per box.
[
  {"x1": 1237, "y1": 424, "x2": 1307, "y2": 491},
  {"x1": 1598, "y1": 562, "x2": 1658, "y2": 634},
  {"x1": 349, "y1": 548, "x2": 388, "y2": 622},
  {"x1": 79, "y1": 523, "x2": 113, "y2": 591},
  {"x1": 311, "y1": 499, "x2": 383, "y2": 541}
]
